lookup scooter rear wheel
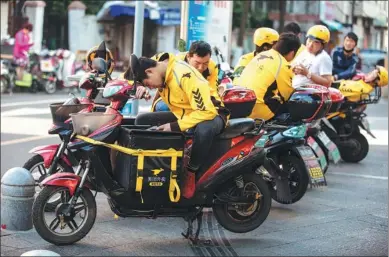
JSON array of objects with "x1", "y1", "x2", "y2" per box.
[
  {"x1": 212, "y1": 174, "x2": 271, "y2": 233},
  {"x1": 338, "y1": 132, "x2": 369, "y2": 163}
]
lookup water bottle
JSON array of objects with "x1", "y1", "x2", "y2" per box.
[{"x1": 120, "y1": 100, "x2": 132, "y2": 116}]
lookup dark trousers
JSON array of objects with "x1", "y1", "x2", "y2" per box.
[{"x1": 135, "y1": 112, "x2": 224, "y2": 172}]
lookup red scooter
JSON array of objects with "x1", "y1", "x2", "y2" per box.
[{"x1": 31, "y1": 56, "x2": 290, "y2": 246}]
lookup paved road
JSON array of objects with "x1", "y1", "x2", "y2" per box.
[{"x1": 1, "y1": 93, "x2": 388, "y2": 256}]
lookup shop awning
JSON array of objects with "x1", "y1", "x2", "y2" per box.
[
  {"x1": 321, "y1": 20, "x2": 344, "y2": 31},
  {"x1": 373, "y1": 17, "x2": 388, "y2": 28},
  {"x1": 96, "y1": 1, "x2": 180, "y2": 26}
]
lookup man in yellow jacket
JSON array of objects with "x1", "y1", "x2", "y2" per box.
[
  {"x1": 151, "y1": 41, "x2": 219, "y2": 112},
  {"x1": 233, "y1": 27, "x2": 279, "y2": 80},
  {"x1": 234, "y1": 33, "x2": 301, "y2": 121},
  {"x1": 131, "y1": 53, "x2": 229, "y2": 199}
]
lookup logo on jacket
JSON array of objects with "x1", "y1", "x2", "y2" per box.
[
  {"x1": 192, "y1": 88, "x2": 206, "y2": 110},
  {"x1": 182, "y1": 72, "x2": 191, "y2": 79},
  {"x1": 258, "y1": 54, "x2": 274, "y2": 60}
]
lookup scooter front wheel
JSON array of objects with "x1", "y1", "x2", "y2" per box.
[
  {"x1": 212, "y1": 174, "x2": 271, "y2": 233},
  {"x1": 44, "y1": 80, "x2": 57, "y2": 94},
  {"x1": 0, "y1": 76, "x2": 9, "y2": 94},
  {"x1": 32, "y1": 186, "x2": 97, "y2": 245}
]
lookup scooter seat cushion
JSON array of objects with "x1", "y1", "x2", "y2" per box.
[{"x1": 218, "y1": 118, "x2": 255, "y2": 139}]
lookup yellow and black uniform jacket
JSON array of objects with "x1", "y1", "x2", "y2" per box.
[
  {"x1": 233, "y1": 52, "x2": 255, "y2": 77},
  {"x1": 154, "y1": 53, "x2": 227, "y2": 132},
  {"x1": 233, "y1": 49, "x2": 294, "y2": 121},
  {"x1": 150, "y1": 52, "x2": 228, "y2": 122}
]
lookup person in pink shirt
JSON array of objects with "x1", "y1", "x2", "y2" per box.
[{"x1": 13, "y1": 23, "x2": 34, "y2": 80}]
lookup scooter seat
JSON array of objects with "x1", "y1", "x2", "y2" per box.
[{"x1": 218, "y1": 118, "x2": 255, "y2": 139}]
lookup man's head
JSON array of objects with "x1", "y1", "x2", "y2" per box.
[
  {"x1": 186, "y1": 40, "x2": 212, "y2": 73},
  {"x1": 133, "y1": 57, "x2": 166, "y2": 89},
  {"x1": 343, "y1": 32, "x2": 358, "y2": 54},
  {"x1": 283, "y1": 22, "x2": 302, "y2": 38},
  {"x1": 23, "y1": 23, "x2": 33, "y2": 32},
  {"x1": 273, "y1": 32, "x2": 301, "y2": 62},
  {"x1": 253, "y1": 27, "x2": 279, "y2": 54},
  {"x1": 305, "y1": 25, "x2": 330, "y2": 55}
]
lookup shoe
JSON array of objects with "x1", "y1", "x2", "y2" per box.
[{"x1": 182, "y1": 170, "x2": 196, "y2": 199}]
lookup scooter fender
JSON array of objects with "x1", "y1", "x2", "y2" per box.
[
  {"x1": 40, "y1": 172, "x2": 82, "y2": 196},
  {"x1": 29, "y1": 144, "x2": 72, "y2": 168}
]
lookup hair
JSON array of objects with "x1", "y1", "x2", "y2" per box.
[
  {"x1": 345, "y1": 32, "x2": 358, "y2": 45},
  {"x1": 255, "y1": 43, "x2": 275, "y2": 55},
  {"x1": 23, "y1": 23, "x2": 33, "y2": 31},
  {"x1": 188, "y1": 40, "x2": 212, "y2": 57},
  {"x1": 134, "y1": 57, "x2": 158, "y2": 81},
  {"x1": 273, "y1": 32, "x2": 301, "y2": 56},
  {"x1": 283, "y1": 22, "x2": 301, "y2": 36}
]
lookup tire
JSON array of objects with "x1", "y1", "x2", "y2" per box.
[
  {"x1": 29, "y1": 80, "x2": 39, "y2": 93},
  {"x1": 212, "y1": 174, "x2": 272, "y2": 233},
  {"x1": 23, "y1": 154, "x2": 74, "y2": 211},
  {"x1": 32, "y1": 186, "x2": 96, "y2": 245},
  {"x1": 270, "y1": 155, "x2": 310, "y2": 204},
  {"x1": 44, "y1": 80, "x2": 56, "y2": 94},
  {"x1": 0, "y1": 76, "x2": 8, "y2": 94},
  {"x1": 338, "y1": 132, "x2": 369, "y2": 163}
]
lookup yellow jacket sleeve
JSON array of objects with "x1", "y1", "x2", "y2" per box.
[{"x1": 172, "y1": 75, "x2": 218, "y2": 131}]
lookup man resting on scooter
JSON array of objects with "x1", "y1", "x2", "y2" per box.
[
  {"x1": 233, "y1": 32, "x2": 301, "y2": 121},
  {"x1": 150, "y1": 41, "x2": 220, "y2": 112},
  {"x1": 131, "y1": 53, "x2": 229, "y2": 199}
]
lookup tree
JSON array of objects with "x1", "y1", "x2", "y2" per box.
[
  {"x1": 237, "y1": 0, "x2": 251, "y2": 47},
  {"x1": 278, "y1": 0, "x2": 286, "y2": 33}
]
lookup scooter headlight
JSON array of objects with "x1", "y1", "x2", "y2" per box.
[{"x1": 281, "y1": 125, "x2": 307, "y2": 138}]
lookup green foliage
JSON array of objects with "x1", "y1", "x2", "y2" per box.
[
  {"x1": 45, "y1": 0, "x2": 105, "y2": 17},
  {"x1": 232, "y1": 0, "x2": 271, "y2": 29}
]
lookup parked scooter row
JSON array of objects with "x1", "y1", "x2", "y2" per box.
[
  {"x1": 0, "y1": 48, "x2": 86, "y2": 94},
  {"x1": 23, "y1": 41, "x2": 387, "y2": 246}
]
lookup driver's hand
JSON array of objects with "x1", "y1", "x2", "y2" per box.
[
  {"x1": 135, "y1": 86, "x2": 151, "y2": 100},
  {"x1": 156, "y1": 123, "x2": 172, "y2": 132}
]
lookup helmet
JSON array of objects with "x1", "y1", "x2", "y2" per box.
[
  {"x1": 86, "y1": 43, "x2": 115, "y2": 75},
  {"x1": 376, "y1": 65, "x2": 388, "y2": 87},
  {"x1": 253, "y1": 28, "x2": 279, "y2": 48},
  {"x1": 306, "y1": 25, "x2": 330, "y2": 44}
]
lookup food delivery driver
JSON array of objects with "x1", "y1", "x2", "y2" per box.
[
  {"x1": 233, "y1": 27, "x2": 279, "y2": 79},
  {"x1": 233, "y1": 32, "x2": 301, "y2": 121},
  {"x1": 150, "y1": 41, "x2": 219, "y2": 112},
  {"x1": 129, "y1": 53, "x2": 229, "y2": 199}
]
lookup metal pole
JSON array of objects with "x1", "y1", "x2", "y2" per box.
[
  {"x1": 350, "y1": 0, "x2": 355, "y2": 32},
  {"x1": 130, "y1": 0, "x2": 144, "y2": 116}
]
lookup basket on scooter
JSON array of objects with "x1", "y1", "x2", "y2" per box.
[
  {"x1": 113, "y1": 128, "x2": 185, "y2": 204},
  {"x1": 49, "y1": 102, "x2": 92, "y2": 126},
  {"x1": 70, "y1": 112, "x2": 117, "y2": 136}
]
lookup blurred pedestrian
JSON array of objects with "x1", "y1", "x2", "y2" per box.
[
  {"x1": 283, "y1": 22, "x2": 305, "y2": 60},
  {"x1": 13, "y1": 23, "x2": 34, "y2": 81}
]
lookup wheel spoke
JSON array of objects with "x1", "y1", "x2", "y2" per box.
[
  {"x1": 74, "y1": 203, "x2": 86, "y2": 215},
  {"x1": 38, "y1": 165, "x2": 47, "y2": 176},
  {"x1": 49, "y1": 217, "x2": 60, "y2": 231},
  {"x1": 68, "y1": 219, "x2": 79, "y2": 231}
]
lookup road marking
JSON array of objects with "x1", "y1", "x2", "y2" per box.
[
  {"x1": 1, "y1": 98, "x2": 68, "y2": 108},
  {"x1": 1, "y1": 135, "x2": 56, "y2": 146},
  {"x1": 330, "y1": 172, "x2": 388, "y2": 180},
  {"x1": 1, "y1": 107, "x2": 51, "y2": 117}
]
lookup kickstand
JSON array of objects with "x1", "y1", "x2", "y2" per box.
[{"x1": 181, "y1": 209, "x2": 204, "y2": 245}]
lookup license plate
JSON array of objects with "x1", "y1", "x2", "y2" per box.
[
  {"x1": 316, "y1": 131, "x2": 341, "y2": 164},
  {"x1": 296, "y1": 146, "x2": 326, "y2": 186},
  {"x1": 307, "y1": 137, "x2": 328, "y2": 171}
]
